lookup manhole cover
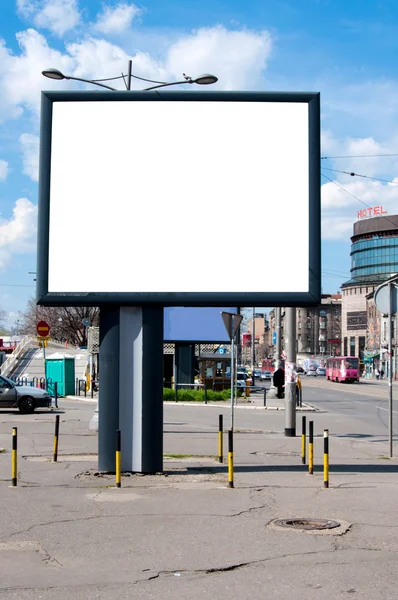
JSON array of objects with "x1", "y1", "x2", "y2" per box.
[{"x1": 272, "y1": 518, "x2": 340, "y2": 531}]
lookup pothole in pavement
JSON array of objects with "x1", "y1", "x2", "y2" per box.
[{"x1": 268, "y1": 518, "x2": 351, "y2": 535}]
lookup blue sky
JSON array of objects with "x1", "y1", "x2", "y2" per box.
[{"x1": 1, "y1": 0, "x2": 398, "y2": 326}]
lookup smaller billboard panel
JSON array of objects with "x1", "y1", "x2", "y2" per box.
[
  {"x1": 242, "y1": 333, "x2": 251, "y2": 347},
  {"x1": 347, "y1": 311, "x2": 367, "y2": 330},
  {"x1": 164, "y1": 307, "x2": 238, "y2": 343}
]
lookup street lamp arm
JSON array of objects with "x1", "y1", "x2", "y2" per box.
[
  {"x1": 144, "y1": 79, "x2": 193, "y2": 91},
  {"x1": 63, "y1": 75, "x2": 117, "y2": 91}
]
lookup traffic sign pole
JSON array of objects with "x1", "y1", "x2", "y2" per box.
[
  {"x1": 221, "y1": 311, "x2": 243, "y2": 432},
  {"x1": 374, "y1": 279, "x2": 398, "y2": 458},
  {"x1": 36, "y1": 321, "x2": 50, "y2": 374}
]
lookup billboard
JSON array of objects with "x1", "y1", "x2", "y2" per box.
[
  {"x1": 164, "y1": 307, "x2": 238, "y2": 343},
  {"x1": 37, "y1": 90, "x2": 320, "y2": 307},
  {"x1": 347, "y1": 311, "x2": 367, "y2": 330},
  {"x1": 242, "y1": 333, "x2": 251, "y2": 347}
]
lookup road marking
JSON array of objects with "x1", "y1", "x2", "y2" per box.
[{"x1": 376, "y1": 406, "x2": 398, "y2": 416}]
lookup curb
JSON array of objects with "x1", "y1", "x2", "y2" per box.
[
  {"x1": 64, "y1": 397, "x2": 317, "y2": 412},
  {"x1": 164, "y1": 401, "x2": 317, "y2": 412},
  {"x1": 65, "y1": 396, "x2": 97, "y2": 403}
]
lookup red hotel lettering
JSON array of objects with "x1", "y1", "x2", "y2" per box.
[{"x1": 357, "y1": 206, "x2": 388, "y2": 219}]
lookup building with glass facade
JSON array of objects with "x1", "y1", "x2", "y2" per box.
[{"x1": 341, "y1": 213, "x2": 398, "y2": 369}]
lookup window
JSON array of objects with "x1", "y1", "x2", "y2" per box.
[
  {"x1": 359, "y1": 336, "x2": 365, "y2": 358},
  {"x1": 344, "y1": 358, "x2": 359, "y2": 369},
  {"x1": 344, "y1": 337, "x2": 348, "y2": 356},
  {"x1": 350, "y1": 336, "x2": 356, "y2": 356}
]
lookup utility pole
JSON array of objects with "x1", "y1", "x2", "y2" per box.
[
  {"x1": 274, "y1": 307, "x2": 282, "y2": 369},
  {"x1": 388, "y1": 281, "x2": 393, "y2": 458},
  {"x1": 252, "y1": 307, "x2": 256, "y2": 383},
  {"x1": 284, "y1": 307, "x2": 296, "y2": 437}
]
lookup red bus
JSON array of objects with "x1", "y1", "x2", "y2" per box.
[{"x1": 326, "y1": 356, "x2": 359, "y2": 383}]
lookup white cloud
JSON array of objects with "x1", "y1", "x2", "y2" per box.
[
  {"x1": 0, "y1": 198, "x2": 37, "y2": 270},
  {"x1": 0, "y1": 160, "x2": 9, "y2": 181},
  {"x1": 166, "y1": 26, "x2": 272, "y2": 90},
  {"x1": 321, "y1": 216, "x2": 354, "y2": 240},
  {"x1": 17, "y1": 0, "x2": 81, "y2": 37},
  {"x1": 20, "y1": 133, "x2": 39, "y2": 182},
  {"x1": 93, "y1": 3, "x2": 141, "y2": 34},
  {"x1": 0, "y1": 29, "x2": 76, "y2": 121},
  {"x1": 0, "y1": 23, "x2": 273, "y2": 122}
]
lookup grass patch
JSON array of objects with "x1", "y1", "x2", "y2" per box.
[
  {"x1": 164, "y1": 454, "x2": 194, "y2": 459},
  {"x1": 163, "y1": 387, "x2": 242, "y2": 402}
]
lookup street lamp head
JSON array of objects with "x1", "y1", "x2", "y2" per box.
[
  {"x1": 42, "y1": 68, "x2": 66, "y2": 80},
  {"x1": 194, "y1": 74, "x2": 218, "y2": 85}
]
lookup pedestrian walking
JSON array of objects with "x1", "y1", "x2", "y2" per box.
[{"x1": 273, "y1": 366, "x2": 285, "y2": 399}]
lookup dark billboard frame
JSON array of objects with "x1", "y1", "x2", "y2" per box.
[{"x1": 37, "y1": 90, "x2": 321, "y2": 307}]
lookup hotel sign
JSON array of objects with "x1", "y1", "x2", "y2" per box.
[{"x1": 357, "y1": 206, "x2": 387, "y2": 220}]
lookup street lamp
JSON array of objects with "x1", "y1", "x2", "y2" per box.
[{"x1": 42, "y1": 61, "x2": 218, "y2": 91}]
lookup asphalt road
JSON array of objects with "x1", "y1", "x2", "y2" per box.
[
  {"x1": 300, "y1": 376, "x2": 398, "y2": 440},
  {"x1": 1, "y1": 386, "x2": 398, "y2": 598}
]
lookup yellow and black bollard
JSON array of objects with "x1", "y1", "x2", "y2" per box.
[
  {"x1": 301, "y1": 416, "x2": 306, "y2": 465},
  {"x1": 12, "y1": 427, "x2": 17, "y2": 487},
  {"x1": 116, "y1": 429, "x2": 121, "y2": 488},
  {"x1": 228, "y1": 429, "x2": 234, "y2": 488},
  {"x1": 309, "y1": 420, "x2": 314, "y2": 475},
  {"x1": 218, "y1": 414, "x2": 223, "y2": 463},
  {"x1": 324, "y1": 429, "x2": 329, "y2": 488},
  {"x1": 53, "y1": 415, "x2": 60, "y2": 462}
]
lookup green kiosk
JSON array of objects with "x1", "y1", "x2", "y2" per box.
[{"x1": 45, "y1": 353, "x2": 76, "y2": 397}]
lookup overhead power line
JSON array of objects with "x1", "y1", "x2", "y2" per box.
[
  {"x1": 321, "y1": 172, "x2": 398, "y2": 231},
  {"x1": 322, "y1": 167, "x2": 398, "y2": 186},
  {"x1": 321, "y1": 153, "x2": 398, "y2": 160}
]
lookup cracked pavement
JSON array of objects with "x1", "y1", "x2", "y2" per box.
[{"x1": 0, "y1": 394, "x2": 398, "y2": 599}]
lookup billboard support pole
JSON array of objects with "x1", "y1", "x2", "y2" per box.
[{"x1": 98, "y1": 306, "x2": 164, "y2": 473}]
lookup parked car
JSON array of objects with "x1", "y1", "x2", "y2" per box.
[
  {"x1": 0, "y1": 375, "x2": 52, "y2": 413},
  {"x1": 260, "y1": 370, "x2": 272, "y2": 381},
  {"x1": 236, "y1": 371, "x2": 248, "y2": 387},
  {"x1": 316, "y1": 367, "x2": 326, "y2": 376},
  {"x1": 253, "y1": 369, "x2": 262, "y2": 379},
  {"x1": 306, "y1": 369, "x2": 317, "y2": 377}
]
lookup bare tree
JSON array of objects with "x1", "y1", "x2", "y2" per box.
[
  {"x1": 20, "y1": 298, "x2": 99, "y2": 347},
  {"x1": 0, "y1": 308, "x2": 8, "y2": 335}
]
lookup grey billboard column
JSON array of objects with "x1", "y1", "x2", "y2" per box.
[
  {"x1": 98, "y1": 306, "x2": 164, "y2": 473},
  {"x1": 98, "y1": 307, "x2": 120, "y2": 471}
]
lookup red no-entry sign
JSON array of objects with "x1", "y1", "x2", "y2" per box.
[{"x1": 37, "y1": 320, "x2": 50, "y2": 337}]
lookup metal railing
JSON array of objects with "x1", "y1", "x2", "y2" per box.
[
  {"x1": 10, "y1": 376, "x2": 52, "y2": 390},
  {"x1": 0, "y1": 336, "x2": 34, "y2": 377},
  {"x1": 0, "y1": 335, "x2": 78, "y2": 378},
  {"x1": 75, "y1": 378, "x2": 98, "y2": 398}
]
